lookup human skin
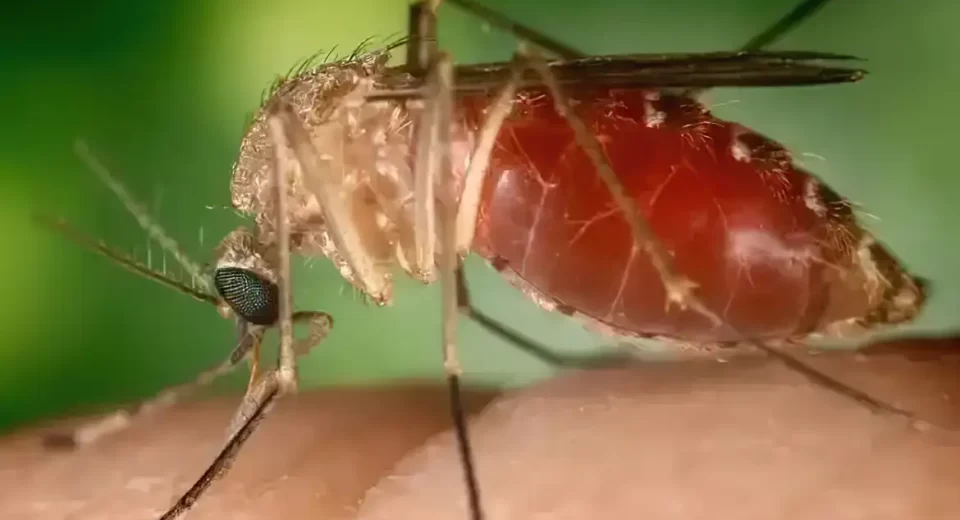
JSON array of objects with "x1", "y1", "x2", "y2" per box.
[{"x1": 2, "y1": 336, "x2": 958, "y2": 520}]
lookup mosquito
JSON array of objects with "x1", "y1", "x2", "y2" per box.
[{"x1": 36, "y1": 0, "x2": 928, "y2": 519}]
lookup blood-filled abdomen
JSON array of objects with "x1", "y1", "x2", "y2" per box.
[{"x1": 460, "y1": 88, "x2": 924, "y2": 344}]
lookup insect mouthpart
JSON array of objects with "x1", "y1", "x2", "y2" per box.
[{"x1": 213, "y1": 267, "x2": 280, "y2": 325}]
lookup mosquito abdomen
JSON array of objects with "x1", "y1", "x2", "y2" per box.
[{"x1": 464, "y1": 87, "x2": 924, "y2": 344}]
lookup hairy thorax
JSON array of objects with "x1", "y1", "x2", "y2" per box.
[{"x1": 231, "y1": 49, "x2": 475, "y2": 305}]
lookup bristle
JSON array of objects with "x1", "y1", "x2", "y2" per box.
[{"x1": 256, "y1": 35, "x2": 405, "y2": 117}]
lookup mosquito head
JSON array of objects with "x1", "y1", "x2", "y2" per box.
[{"x1": 213, "y1": 227, "x2": 280, "y2": 326}]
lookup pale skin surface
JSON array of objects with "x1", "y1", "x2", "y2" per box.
[{"x1": 2, "y1": 336, "x2": 958, "y2": 520}]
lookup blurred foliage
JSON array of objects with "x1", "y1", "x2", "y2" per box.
[{"x1": 0, "y1": 0, "x2": 957, "y2": 432}]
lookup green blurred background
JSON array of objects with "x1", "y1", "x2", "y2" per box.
[{"x1": 1, "y1": 0, "x2": 957, "y2": 433}]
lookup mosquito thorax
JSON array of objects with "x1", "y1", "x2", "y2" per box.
[{"x1": 228, "y1": 45, "x2": 473, "y2": 307}]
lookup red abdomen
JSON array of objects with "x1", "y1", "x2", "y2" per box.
[{"x1": 459, "y1": 88, "x2": 923, "y2": 343}]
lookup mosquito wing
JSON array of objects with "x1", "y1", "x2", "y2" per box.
[{"x1": 373, "y1": 50, "x2": 864, "y2": 98}]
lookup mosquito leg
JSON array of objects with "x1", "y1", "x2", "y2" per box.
[
  {"x1": 226, "y1": 312, "x2": 332, "y2": 443},
  {"x1": 445, "y1": 0, "x2": 584, "y2": 59},
  {"x1": 406, "y1": 0, "x2": 438, "y2": 77},
  {"x1": 43, "y1": 325, "x2": 264, "y2": 450},
  {"x1": 264, "y1": 103, "x2": 298, "y2": 395},
  {"x1": 409, "y1": 4, "x2": 484, "y2": 514},
  {"x1": 238, "y1": 311, "x2": 326, "y2": 394},
  {"x1": 410, "y1": 69, "x2": 439, "y2": 281},
  {"x1": 454, "y1": 53, "x2": 521, "y2": 255},
  {"x1": 682, "y1": 0, "x2": 837, "y2": 98},
  {"x1": 750, "y1": 340, "x2": 919, "y2": 420},
  {"x1": 405, "y1": 0, "x2": 444, "y2": 281},
  {"x1": 740, "y1": 0, "x2": 835, "y2": 51},
  {"x1": 245, "y1": 334, "x2": 261, "y2": 394},
  {"x1": 430, "y1": 50, "x2": 485, "y2": 520},
  {"x1": 433, "y1": 51, "x2": 459, "y2": 399}
]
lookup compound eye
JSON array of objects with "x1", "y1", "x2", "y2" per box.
[{"x1": 213, "y1": 267, "x2": 279, "y2": 325}]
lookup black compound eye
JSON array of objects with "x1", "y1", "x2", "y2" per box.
[{"x1": 214, "y1": 267, "x2": 279, "y2": 326}]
